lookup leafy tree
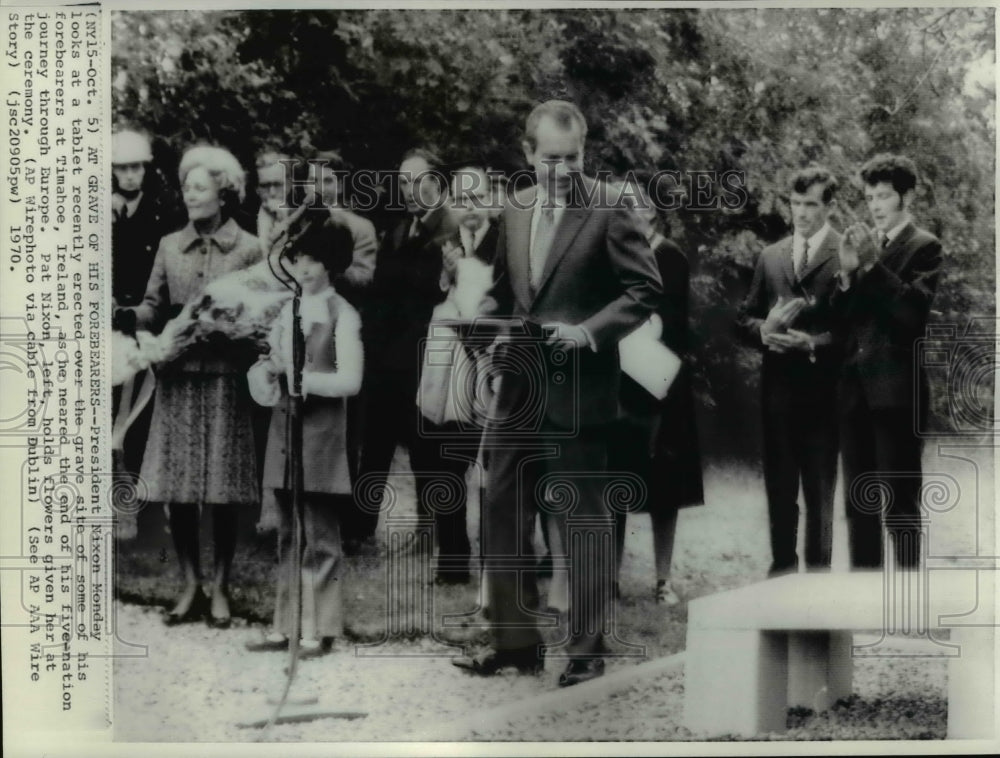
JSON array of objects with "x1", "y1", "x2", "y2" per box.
[{"x1": 112, "y1": 7, "x2": 995, "y2": 456}]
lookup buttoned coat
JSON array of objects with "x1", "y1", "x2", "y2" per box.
[
  {"x1": 135, "y1": 218, "x2": 263, "y2": 505},
  {"x1": 489, "y1": 178, "x2": 664, "y2": 430},
  {"x1": 737, "y1": 228, "x2": 844, "y2": 404},
  {"x1": 831, "y1": 221, "x2": 943, "y2": 411}
]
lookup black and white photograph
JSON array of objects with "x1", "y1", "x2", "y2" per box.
[{"x1": 1, "y1": 0, "x2": 997, "y2": 752}]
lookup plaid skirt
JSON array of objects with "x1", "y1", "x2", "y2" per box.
[{"x1": 140, "y1": 371, "x2": 258, "y2": 506}]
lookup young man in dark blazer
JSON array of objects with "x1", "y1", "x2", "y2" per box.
[
  {"x1": 833, "y1": 154, "x2": 943, "y2": 569},
  {"x1": 737, "y1": 166, "x2": 843, "y2": 577},
  {"x1": 453, "y1": 101, "x2": 662, "y2": 686}
]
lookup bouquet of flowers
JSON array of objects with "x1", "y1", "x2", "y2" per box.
[{"x1": 112, "y1": 268, "x2": 293, "y2": 387}]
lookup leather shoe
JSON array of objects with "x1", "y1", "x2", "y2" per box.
[
  {"x1": 207, "y1": 614, "x2": 232, "y2": 630},
  {"x1": 163, "y1": 588, "x2": 209, "y2": 626},
  {"x1": 558, "y1": 657, "x2": 605, "y2": 687},
  {"x1": 298, "y1": 638, "x2": 334, "y2": 660},
  {"x1": 655, "y1": 579, "x2": 680, "y2": 606},
  {"x1": 452, "y1": 647, "x2": 544, "y2": 676}
]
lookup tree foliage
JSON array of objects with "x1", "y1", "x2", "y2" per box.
[{"x1": 112, "y1": 7, "x2": 995, "y2": 455}]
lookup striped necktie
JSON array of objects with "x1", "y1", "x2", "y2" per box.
[{"x1": 794, "y1": 239, "x2": 809, "y2": 280}]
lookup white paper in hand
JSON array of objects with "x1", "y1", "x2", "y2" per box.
[{"x1": 618, "y1": 313, "x2": 682, "y2": 400}]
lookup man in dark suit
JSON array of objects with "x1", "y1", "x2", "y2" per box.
[
  {"x1": 833, "y1": 154, "x2": 943, "y2": 569},
  {"x1": 453, "y1": 101, "x2": 662, "y2": 686},
  {"x1": 348, "y1": 148, "x2": 457, "y2": 551},
  {"x1": 737, "y1": 166, "x2": 843, "y2": 577}
]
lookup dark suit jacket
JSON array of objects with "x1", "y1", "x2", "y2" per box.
[
  {"x1": 831, "y1": 221, "x2": 943, "y2": 411},
  {"x1": 736, "y1": 228, "x2": 844, "y2": 406},
  {"x1": 619, "y1": 235, "x2": 704, "y2": 508},
  {"x1": 112, "y1": 190, "x2": 184, "y2": 307},
  {"x1": 363, "y1": 204, "x2": 457, "y2": 384},
  {"x1": 489, "y1": 178, "x2": 663, "y2": 429}
]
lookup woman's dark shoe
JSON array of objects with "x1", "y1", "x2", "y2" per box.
[
  {"x1": 655, "y1": 579, "x2": 680, "y2": 606},
  {"x1": 207, "y1": 588, "x2": 232, "y2": 629},
  {"x1": 163, "y1": 588, "x2": 210, "y2": 626}
]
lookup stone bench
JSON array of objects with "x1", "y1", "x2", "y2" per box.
[{"x1": 683, "y1": 570, "x2": 995, "y2": 739}]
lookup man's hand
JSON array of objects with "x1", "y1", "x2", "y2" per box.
[
  {"x1": 762, "y1": 332, "x2": 789, "y2": 353},
  {"x1": 774, "y1": 329, "x2": 815, "y2": 353},
  {"x1": 542, "y1": 322, "x2": 590, "y2": 351},
  {"x1": 760, "y1": 297, "x2": 806, "y2": 339},
  {"x1": 839, "y1": 223, "x2": 878, "y2": 275}
]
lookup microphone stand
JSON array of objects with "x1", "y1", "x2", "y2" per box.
[{"x1": 238, "y1": 207, "x2": 367, "y2": 731}]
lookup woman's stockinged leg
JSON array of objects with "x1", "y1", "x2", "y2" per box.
[
  {"x1": 210, "y1": 504, "x2": 239, "y2": 623},
  {"x1": 166, "y1": 503, "x2": 204, "y2": 619}
]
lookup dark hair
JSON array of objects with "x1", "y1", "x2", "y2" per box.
[
  {"x1": 523, "y1": 100, "x2": 588, "y2": 152},
  {"x1": 400, "y1": 147, "x2": 447, "y2": 192},
  {"x1": 313, "y1": 149, "x2": 349, "y2": 173},
  {"x1": 859, "y1": 153, "x2": 919, "y2": 196},
  {"x1": 791, "y1": 165, "x2": 838, "y2": 203},
  {"x1": 449, "y1": 162, "x2": 490, "y2": 193},
  {"x1": 288, "y1": 211, "x2": 354, "y2": 277}
]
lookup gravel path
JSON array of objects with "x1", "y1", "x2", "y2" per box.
[
  {"x1": 113, "y1": 602, "x2": 948, "y2": 742},
  {"x1": 114, "y1": 452, "x2": 985, "y2": 742}
]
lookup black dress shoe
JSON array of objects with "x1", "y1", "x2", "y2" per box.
[
  {"x1": 298, "y1": 637, "x2": 334, "y2": 660},
  {"x1": 767, "y1": 562, "x2": 798, "y2": 579},
  {"x1": 452, "y1": 647, "x2": 544, "y2": 676},
  {"x1": 207, "y1": 614, "x2": 232, "y2": 630},
  {"x1": 163, "y1": 589, "x2": 210, "y2": 626},
  {"x1": 557, "y1": 657, "x2": 605, "y2": 687}
]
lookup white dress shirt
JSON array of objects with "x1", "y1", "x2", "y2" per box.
[{"x1": 793, "y1": 222, "x2": 831, "y2": 275}]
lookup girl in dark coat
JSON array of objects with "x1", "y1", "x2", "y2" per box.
[{"x1": 611, "y1": 184, "x2": 704, "y2": 605}]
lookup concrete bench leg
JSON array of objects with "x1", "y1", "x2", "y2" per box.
[
  {"x1": 684, "y1": 629, "x2": 788, "y2": 737},
  {"x1": 787, "y1": 631, "x2": 854, "y2": 711},
  {"x1": 947, "y1": 626, "x2": 995, "y2": 739}
]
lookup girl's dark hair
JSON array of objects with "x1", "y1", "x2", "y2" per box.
[{"x1": 288, "y1": 210, "x2": 354, "y2": 276}]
